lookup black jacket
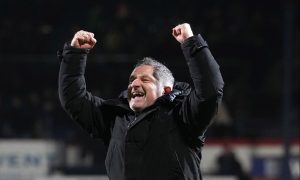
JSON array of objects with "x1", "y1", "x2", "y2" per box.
[{"x1": 58, "y1": 34, "x2": 224, "y2": 180}]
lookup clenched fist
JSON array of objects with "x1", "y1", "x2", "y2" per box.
[
  {"x1": 172, "y1": 23, "x2": 194, "y2": 44},
  {"x1": 71, "y1": 30, "x2": 97, "y2": 49}
]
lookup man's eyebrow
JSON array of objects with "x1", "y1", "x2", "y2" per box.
[
  {"x1": 141, "y1": 74, "x2": 157, "y2": 81},
  {"x1": 141, "y1": 74, "x2": 151, "y2": 78}
]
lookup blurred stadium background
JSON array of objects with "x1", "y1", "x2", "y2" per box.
[{"x1": 0, "y1": 0, "x2": 299, "y2": 180}]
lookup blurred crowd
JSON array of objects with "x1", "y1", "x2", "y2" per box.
[{"x1": 0, "y1": 0, "x2": 292, "y2": 55}]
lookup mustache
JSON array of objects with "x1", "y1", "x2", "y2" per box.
[{"x1": 128, "y1": 89, "x2": 145, "y2": 98}]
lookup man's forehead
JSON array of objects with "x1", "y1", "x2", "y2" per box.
[{"x1": 130, "y1": 65, "x2": 154, "y2": 76}]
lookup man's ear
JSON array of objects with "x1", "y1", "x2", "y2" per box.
[{"x1": 163, "y1": 86, "x2": 172, "y2": 95}]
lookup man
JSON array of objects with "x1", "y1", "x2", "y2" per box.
[{"x1": 58, "y1": 23, "x2": 224, "y2": 180}]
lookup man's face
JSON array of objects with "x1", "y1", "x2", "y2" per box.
[{"x1": 128, "y1": 65, "x2": 163, "y2": 112}]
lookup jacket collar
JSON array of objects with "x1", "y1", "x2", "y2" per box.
[{"x1": 162, "y1": 81, "x2": 191, "y2": 102}]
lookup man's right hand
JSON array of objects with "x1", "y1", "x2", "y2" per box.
[{"x1": 71, "y1": 30, "x2": 97, "y2": 49}]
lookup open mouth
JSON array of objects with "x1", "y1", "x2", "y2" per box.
[{"x1": 131, "y1": 91, "x2": 145, "y2": 99}]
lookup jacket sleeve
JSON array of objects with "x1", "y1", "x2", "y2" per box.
[
  {"x1": 179, "y1": 34, "x2": 224, "y2": 137},
  {"x1": 58, "y1": 43, "x2": 111, "y2": 143}
]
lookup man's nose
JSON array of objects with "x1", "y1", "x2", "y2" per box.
[{"x1": 131, "y1": 78, "x2": 142, "y2": 88}]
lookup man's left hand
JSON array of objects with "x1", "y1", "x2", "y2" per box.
[{"x1": 172, "y1": 23, "x2": 194, "y2": 44}]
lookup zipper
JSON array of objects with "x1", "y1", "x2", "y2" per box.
[{"x1": 127, "y1": 115, "x2": 137, "y2": 128}]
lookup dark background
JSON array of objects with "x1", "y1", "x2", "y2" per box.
[{"x1": 0, "y1": 0, "x2": 299, "y2": 175}]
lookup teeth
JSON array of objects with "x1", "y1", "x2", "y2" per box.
[{"x1": 132, "y1": 92, "x2": 144, "y2": 98}]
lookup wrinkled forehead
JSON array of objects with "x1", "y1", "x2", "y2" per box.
[{"x1": 130, "y1": 65, "x2": 155, "y2": 77}]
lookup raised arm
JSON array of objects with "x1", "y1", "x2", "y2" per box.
[
  {"x1": 173, "y1": 23, "x2": 224, "y2": 136},
  {"x1": 58, "y1": 31, "x2": 110, "y2": 143}
]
